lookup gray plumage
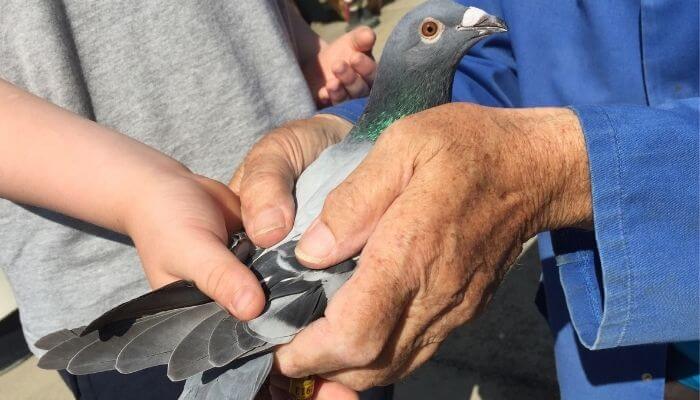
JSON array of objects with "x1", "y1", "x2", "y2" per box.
[
  {"x1": 179, "y1": 353, "x2": 274, "y2": 400},
  {"x1": 36, "y1": 2, "x2": 506, "y2": 399}
]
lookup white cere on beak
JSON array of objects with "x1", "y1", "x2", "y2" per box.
[{"x1": 460, "y1": 7, "x2": 488, "y2": 28}]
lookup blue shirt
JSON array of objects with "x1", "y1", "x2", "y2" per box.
[{"x1": 323, "y1": 0, "x2": 699, "y2": 398}]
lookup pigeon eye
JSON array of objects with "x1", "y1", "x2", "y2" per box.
[
  {"x1": 422, "y1": 21, "x2": 438, "y2": 37},
  {"x1": 419, "y1": 18, "x2": 444, "y2": 42}
]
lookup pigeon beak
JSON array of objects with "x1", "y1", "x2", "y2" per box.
[{"x1": 457, "y1": 11, "x2": 508, "y2": 34}]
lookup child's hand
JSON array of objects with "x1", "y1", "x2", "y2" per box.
[
  {"x1": 0, "y1": 79, "x2": 265, "y2": 321},
  {"x1": 124, "y1": 171, "x2": 266, "y2": 321},
  {"x1": 304, "y1": 27, "x2": 377, "y2": 106}
]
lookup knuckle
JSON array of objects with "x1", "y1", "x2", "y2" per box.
[
  {"x1": 335, "y1": 336, "x2": 381, "y2": 368},
  {"x1": 279, "y1": 357, "x2": 304, "y2": 378}
]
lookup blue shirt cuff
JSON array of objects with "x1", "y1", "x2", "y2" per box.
[
  {"x1": 318, "y1": 98, "x2": 367, "y2": 125},
  {"x1": 562, "y1": 102, "x2": 699, "y2": 350}
]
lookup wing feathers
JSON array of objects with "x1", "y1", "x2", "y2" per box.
[
  {"x1": 38, "y1": 330, "x2": 99, "y2": 370},
  {"x1": 35, "y1": 327, "x2": 84, "y2": 351},
  {"x1": 167, "y1": 310, "x2": 228, "y2": 381},
  {"x1": 66, "y1": 310, "x2": 182, "y2": 375},
  {"x1": 115, "y1": 303, "x2": 220, "y2": 374},
  {"x1": 83, "y1": 281, "x2": 211, "y2": 335}
]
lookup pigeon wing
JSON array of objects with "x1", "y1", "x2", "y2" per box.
[
  {"x1": 115, "y1": 302, "x2": 220, "y2": 374},
  {"x1": 167, "y1": 309, "x2": 229, "y2": 381},
  {"x1": 66, "y1": 310, "x2": 184, "y2": 375},
  {"x1": 179, "y1": 352, "x2": 274, "y2": 400},
  {"x1": 82, "y1": 280, "x2": 211, "y2": 335}
]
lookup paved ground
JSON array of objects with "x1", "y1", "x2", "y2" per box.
[{"x1": 0, "y1": 1, "x2": 559, "y2": 399}]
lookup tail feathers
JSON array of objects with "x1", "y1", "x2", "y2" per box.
[
  {"x1": 83, "y1": 281, "x2": 211, "y2": 335},
  {"x1": 66, "y1": 310, "x2": 182, "y2": 375},
  {"x1": 167, "y1": 310, "x2": 229, "y2": 381},
  {"x1": 115, "y1": 303, "x2": 220, "y2": 374},
  {"x1": 179, "y1": 352, "x2": 274, "y2": 400}
]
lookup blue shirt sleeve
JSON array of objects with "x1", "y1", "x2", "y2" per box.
[
  {"x1": 319, "y1": 98, "x2": 367, "y2": 125},
  {"x1": 321, "y1": 0, "x2": 698, "y2": 354},
  {"x1": 564, "y1": 98, "x2": 699, "y2": 349}
]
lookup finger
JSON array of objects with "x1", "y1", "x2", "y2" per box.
[
  {"x1": 317, "y1": 87, "x2": 331, "y2": 108},
  {"x1": 332, "y1": 61, "x2": 369, "y2": 99},
  {"x1": 321, "y1": 343, "x2": 439, "y2": 391},
  {"x1": 347, "y1": 26, "x2": 376, "y2": 54},
  {"x1": 275, "y1": 255, "x2": 408, "y2": 377},
  {"x1": 233, "y1": 117, "x2": 351, "y2": 247},
  {"x1": 349, "y1": 53, "x2": 377, "y2": 87},
  {"x1": 170, "y1": 229, "x2": 266, "y2": 320},
  {"x1": 194, "y1": 175, "x2": 243, "y2": 233},
  {"x1": 295, "y1": 132, "x2": 412, "y2": 268},
  {"x1": 312, "y1": 380, "x2": 358, "y2": 400},
  {"x1": 326, "y1": 79, "x2": 349, "y2": 105}
]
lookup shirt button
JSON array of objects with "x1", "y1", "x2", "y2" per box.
[{"x1": 641, "y1": 373, "x2": 653, "y2": 381}]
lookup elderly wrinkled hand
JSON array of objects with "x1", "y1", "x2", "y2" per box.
[{"x1": 270, "y1": 103, "x2": 593, "y2": 392}]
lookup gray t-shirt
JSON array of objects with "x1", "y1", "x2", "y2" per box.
[{"x1": 0, "y1": 1, "x2": 316, "y2": 354}]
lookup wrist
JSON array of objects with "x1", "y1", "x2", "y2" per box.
[
  {"x1": 120, "y1": 161, "x2": 194, "y2": 238},
  {"x1": 510, "y1": 107, "x2": 593, "y2": 233}
]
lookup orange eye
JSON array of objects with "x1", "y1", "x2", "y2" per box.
[{"x1": 421, "y1": 20, "x2": 439, "y2": 38}]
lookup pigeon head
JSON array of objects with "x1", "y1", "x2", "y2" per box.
[
  {"x1": 349, "y1": 1, "x2": 507, "y2": 141},
  {"x1": 383, "y1": 2, "x2": 506, "y2": 73}
]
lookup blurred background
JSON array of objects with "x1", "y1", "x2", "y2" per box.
[{"x1": 0, "y1": 1, "x2": 559, "y2": 399}]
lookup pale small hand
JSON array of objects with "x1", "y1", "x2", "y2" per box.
[
  {"x1": 0, "y1": 79, "x2": 268, "y2": 322},
  {"x1": 125, "y1": 171, "x2": 266, "y2": 321},
  {"x1": 272, "y1": 103, "x2": 592, "y2": 390},
  {"x1": 304, "y1": 27, "x2": 377, "y2": 107}
]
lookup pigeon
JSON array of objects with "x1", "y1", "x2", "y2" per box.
[{"x1": 36, "y1": 2, "x2": 507, "y2": 399}]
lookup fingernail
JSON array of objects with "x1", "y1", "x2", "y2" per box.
[
  {"x1": 231, "y1": 286, "x2": 256, "y2": 316},
  {"x1": 295, "y1": 219, "x2": 335, "y2": 264},
  {"x1": 253, "y1": 207, "x2": 286, "y2": 237}
]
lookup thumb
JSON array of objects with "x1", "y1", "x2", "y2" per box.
[
  {"x1": 295, "y1": 136, "x2": 412, "y2": 268},
  {"x1": 132, "y1": 174, "x2": 266, "y2": 321},
  {"x1": 176, "y1": 230, "x2": 266, "y2": 321}
]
